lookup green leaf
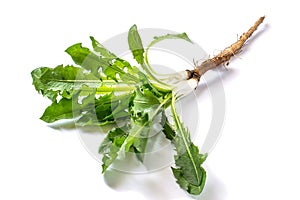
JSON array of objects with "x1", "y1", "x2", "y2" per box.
[
  {"x1": 89, "y1": 37, "x2": 140, "y2": 83},
  {"x1": 31, "y1": 65, "x2": 102, "y2": 102},
  {"x1": 161, "y1": 111, "x2": 176, "y2": 140},
  {"x1": 90, "y1": 36, "x2": 117, "y2": 59},
  {"x1": 148, "y1": 32, "x2": 192, "y2": 49},
  {"x1": 128, "y1": 24, "x2": 144, "y2": 65},
  {"x1": 122, "y1": 123, "x2": 149, "y2": 162},
  {"x1": 130, "y1": 87, "x2": 160, "y2": 125},
  {"x1": 31, "y1": 28, "x2": 207, "y2": 196},
  {"x1": 40, "y1": 98, "x2": 73, "y2": 123},
  {"x1": 40, "y1": 91, "x2": 96, "y2": 124},
  {"x1": 31, "y1": 67, "x2": 58, "y2": 102},
  {"x1": 118, "y1": 88, "x2": 170, "y2": 162},
  {"x1": 133, "y1": 137, "x2": 148, "y2": 162},
  {"x1": 76, "y1": 92, "x2": 132, "y2": 126},
  {"x1": 127, "y1": 24, "x2": 173, "y2": 90},
  {"x1": 145, "y1": 32, "x2": 192, "y2": 76},
  {"x1": 104, "y1": 59, "x2": 131, "y2": 81},
  {"x1": 65, "y1": 43, "x2": 110, "y2": 74},
  {"x1": 99, "y1": 127, "x2": 128, "y2": 172},
  {"x1": 170, "y1": 96, "x2": 207, "y2": 195},
  {"x1": 96, "y1": 92, "x2": 131, "y2": 123},
  {"x1": 102, "y1": 138, "x2": 126, "y2": 172}
]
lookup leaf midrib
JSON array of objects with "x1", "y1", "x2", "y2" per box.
[{"x1": 171, "y1": 96, "x2": 200, "y2": 185}]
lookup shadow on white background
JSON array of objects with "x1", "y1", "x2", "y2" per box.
[{"x1": 103, "y1": 166, "x2": 226, "y2": 200}]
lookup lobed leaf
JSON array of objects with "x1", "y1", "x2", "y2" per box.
[
  {"x1": 161, "y1": 111, "x2": 176, "y2": 140},
  {"x1": 65, "y1": 43, "x2": 112, "y2": 75},
  {"x1": 99, "y1": 127, "x2": 128, "y2": 172},
  {"x1": 170, "y1": 97, "x2": 207, "y2": 195},
  {"x1": 76, "y1": 92, "x2": 132, "y2": 126},
  {"x1": 90, "y1": 36, "x2": 117, "y2": 59},
  {"x1": 40, "y1": 91, "x2": 95, "y2": 123},
  {"x1": 31, "y1": 65, "x2": 101, "y2": 102}
]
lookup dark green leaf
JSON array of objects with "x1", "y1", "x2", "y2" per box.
[
  {"x1": 130, "y1": 86, "x2": 160, "y2": 125},
  {"x1": 128, "y1": 24, "x2": 144, "y2": 65},
  {"x1": 119, "y1": 86, "x2": 166, "y2": 162},
  {"x1": 101, "y1": 58, "x2": 139, "y2": 83},
  {"x1": 102, "y1": 141, "x2": 123, "y2": 172},
  {"x1": 161, "y1": 111, "x2": 176, "y2": 140},
  {"x1": 133, "y1": 137, "x2": 148, "y2": 162},
  {"x1": 124, "y1": 123, "x2": 150, "y2": 162},
  {"x1": 65, "y1": 43, "x2": 110, "y2": 74},
  {"x1": 96, "y1": 92, "x2": 131, "y2": 123},
  {"x1": 75, "y1": 92, "x2": 132, "y2": 126},
  {"x1": 170, "y1": 98, "x2": 207, "y2": 195},
  {"x1": 100, "y1": 127, "x2": 128, "y2": 172},
  {"x1": 40, "y1": 91, "x2": 97, "y2": 124}
]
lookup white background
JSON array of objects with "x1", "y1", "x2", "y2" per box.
[{"x1": 1, "y1": 0, "x2": 299, "y2": 200}]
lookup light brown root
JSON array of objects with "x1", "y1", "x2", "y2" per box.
[{"x1": 187, "y1": 16, "x2": 265, "y2": 81}]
